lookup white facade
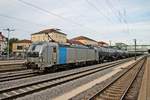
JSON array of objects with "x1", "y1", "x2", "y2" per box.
[{"x1": 0, "y1": 32, "x2": 7, "y2": 55}]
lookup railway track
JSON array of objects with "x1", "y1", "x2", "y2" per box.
[
  {"x1": 0, "y1": 57, "x2": 138, "y2": 100},
  {"x1": 89, "y1": 56, "x2": 146, "y2": 100},
  {"x1": 0, "y1": 70, "x2": 39, "y2": 82},
  {"x1": 0, "y1": 59, "x2": 129, "y2": 83},
  {"x1": 0, "y1": 58, "x2": 134, "y2": 83},
  {"x1": 0, "y1": 67, "x2": 27, "y2": 73},
  {"x1": 0, "y1": 63, "x2": 26, "y2": 73}
]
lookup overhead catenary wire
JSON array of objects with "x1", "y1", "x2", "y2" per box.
[
  {"x1": 18, "y1": 0, "x2": 99, "y2": 34},
  {"x1": 106, "y1": 0, "x2": 125, "y2": 23},
  {"x1": 105, "y1": 0, "x2": 128, "y2": 33},
  {"x1": 105, "y1": 0, "x2": 122, "y2": 23},
  {"x1": 85, "y1": 0, "x2": 114, "y2": 24},
  {"x1": 0, "y1": 26, "x2": 42, "y2": 35},
  {"x1": 102, "y1": 0, "x2": 130, "y2": 34},
  {"x1": 117, "y1": 0, "x2": 130, "y2": 34},
  {"x1": 0, "y1": 14, "x2": 54, "y2": 34},
  {"x1": 0, "y1": 14, "x2": 48, "y2": 27}
]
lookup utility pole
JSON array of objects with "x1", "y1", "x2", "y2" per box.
[
  {"x1": 3, "y1": 28, "x2": 15, "y2": 59},
  {"x1": 109, "y1": 40, "x2": 112, "y2": 47},
  {"x1": 134, "y1": 39, "x2": 137, "y2": 60}
]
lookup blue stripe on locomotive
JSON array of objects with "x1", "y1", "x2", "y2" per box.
[{"x1": 59, "y1": 47, "x2": 67, "y2": 64}]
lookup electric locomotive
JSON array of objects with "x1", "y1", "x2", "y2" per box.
[{"x1": 25, "y1": 41, "x2": 132, "y2": 72}]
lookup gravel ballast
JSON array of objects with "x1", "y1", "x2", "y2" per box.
[
  {"x1": 0, "y1": 58, "x2": 140, "y2": 100},
  {"x1": 16, "y1": 66, "x2": 114, "y2": 100},
  {"x1": 16, "y1": 60, "x2": 136, "y2": 100},
  {"x1": 0, "y1": 59, "x2": 125, "y2": 90}
]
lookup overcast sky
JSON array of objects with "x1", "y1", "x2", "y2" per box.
[{"x1": 0, "y1": 0, "x2": 150, "y2": 45}]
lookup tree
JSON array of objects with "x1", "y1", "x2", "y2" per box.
[{"x1": 8, "y1": 38, "x2": 19, "y2": 53}]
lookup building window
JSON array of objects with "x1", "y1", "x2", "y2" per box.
[{"x1": 17, "y1": 46, "x2": 23, "y2": 50}]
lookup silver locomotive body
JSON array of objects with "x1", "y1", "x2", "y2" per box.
[{"x1": 26, "y1": 42, "x2": 58, "y2": 71}]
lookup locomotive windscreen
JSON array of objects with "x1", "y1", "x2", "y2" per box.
[
  {"x1": 29, "y1": 44, "x2": 42, "y2": 52},
  {"x1": 27, "y1": 44, "x2": 42, "y2": 57}
]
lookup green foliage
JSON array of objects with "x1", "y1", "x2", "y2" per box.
[
  {"x1": 4, "y1": 47, "x2": 8, "y2": 53},
  {"x1": 9, "y1": 38, "x2": 19, "y2": 53}
]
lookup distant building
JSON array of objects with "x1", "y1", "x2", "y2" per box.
[
  {"x1": 98, "y1": 41, "x2": 108, "y2": 47},
  {"x1": 31, "y1": 28, "x2": 67, "y2": 43},
  {"x1": 12, "y1": 39, "x2": 32, "y2": 57},
  {"x1": 126, "y1": 45, "x2": 150, "y2": 53},
  {"x1": 0, "y1": 32, "x2": 7, "y2": 55},
  {"x1": 70, "y1": 36, "x2": 98, "y2": 46}
]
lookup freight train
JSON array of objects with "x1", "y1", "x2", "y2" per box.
[{"x1": 25, "y1": 41, "x2": 140, "y2": 72}]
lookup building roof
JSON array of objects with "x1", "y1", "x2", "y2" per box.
[
  {"x1": 98, "y1": 41, "x2": 108, "y2": 45},
  {"x1": 70, "y1": 36, "x2": 97, "y2": 42},
  {"x1": 98, "y1": 41, "x2": 108, "y2": 47},
  {"x1": 67, "y1": 39, "x2": 84, "y2": 45},
  {"x1": 32, "y1": 28, "x2": 67, "y2": 35},
  {"x1": 14, "y1": 39, "x2": 32, "y2": 43}
]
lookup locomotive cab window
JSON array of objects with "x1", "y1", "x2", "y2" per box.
[{"x1": 53, "y1": 47, "x2": 56, "y2": 53}]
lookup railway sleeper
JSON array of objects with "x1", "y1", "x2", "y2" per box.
[
  {"x1": 108, "y1": 87, "x2": 126, "y2": 91},
  {"x1": 109, "y1": 85, "x2": 126, "y2": 89},
  {"x1": 125, "y1": 95, "x2": 137, "y2": 100},
  {"x1": 102, "y1": 91, "x2": 123, "y2": 97},
  {"x1": 104, "y1": 89, "x2": 124, "y2": 94},
  {"x1": 103, "y1": 90, "x2": 124, "y2": 95},
  {"x1": 98, "y1": 93, "x2": 121, "y2": 100}
]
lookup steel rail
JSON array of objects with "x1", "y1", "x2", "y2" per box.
[
  {"x1": 88, "y1": 56, "x2": 146, "y2": 100},
  {"x1": 120, "y1": 57, "x2": 146, "y2": 100},
  {"x1": 0, "y1": 58, "x2": 134, "y2": 100}
]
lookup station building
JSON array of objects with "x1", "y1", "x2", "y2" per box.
[
  {"x1": 31, "y1": 28, "x2": 67, "y2": 43},
  {"x1": 12, "y1": 39, "x2": 32, "y2": 57},
  {"x1": 0, "y1": 32, "x2": 7, "y2": 55},
  {"x1": 70, "y1": 36, "x2": 98, "y2": 46}
]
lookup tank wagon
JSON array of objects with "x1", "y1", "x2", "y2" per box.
[{"x1": 25, "y1": 41, "x2": 140, "y2": 72}]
